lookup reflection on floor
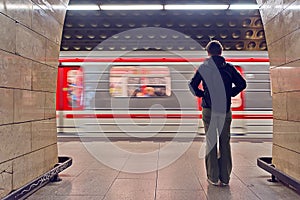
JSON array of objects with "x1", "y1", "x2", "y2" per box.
[{"x1": 28, "y1": 139, "x2": 299, "y2": 200}]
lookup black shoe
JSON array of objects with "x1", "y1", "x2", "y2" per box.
[
  {"x1": 220, "y1": 182, "x2": 229, "y2": 186},
  {"x1": 207, "y1": 179, "x2": 219, "y2": 186}
]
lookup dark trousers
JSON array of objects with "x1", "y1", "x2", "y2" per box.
[{"x1": 202, "y1": 108, "x2": 232, "y2": 184}]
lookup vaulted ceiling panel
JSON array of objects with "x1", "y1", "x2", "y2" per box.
[{"x1": 62, "y1": 0, "x2": 266, "y2": 51}]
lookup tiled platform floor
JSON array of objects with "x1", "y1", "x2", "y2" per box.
[{"x1": 27, "y1": 139, "x2": 299, "y2": 200}]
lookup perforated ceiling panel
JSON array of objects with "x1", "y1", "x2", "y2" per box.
[{"x1": 61, "y1": 0, "x2": 267, "y2": 51}]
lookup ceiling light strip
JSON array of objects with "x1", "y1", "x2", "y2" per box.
[
  {"x1": 229, "y1": 4, "x2": 259, "y2": 10},
  {"x1": 100, "y1": 5, "x2": 163, "y2": 10},
  {"x1": 164, "y1": 4, "x2": 229, "y2": 10},
  {"x1": 67, "y1": 4, "x2": 261, "y2": 11},
  {"x1": 67, "y1": 5, "x2": 99, "y2": 10}
]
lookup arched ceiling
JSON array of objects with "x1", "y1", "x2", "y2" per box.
[{"x1": 61, "y1": 0, "x2": 267, "y2": 51}]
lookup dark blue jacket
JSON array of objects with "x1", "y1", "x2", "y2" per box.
[{"x1": 189, "y1": 56, "x2": 246, "y2": 113}]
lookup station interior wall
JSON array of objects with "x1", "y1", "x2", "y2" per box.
[
  {"x1": 0, "y1": 0, "x2": 299, "y2": 198},
  {"x1": 257, "y1": 0, "x2": 300, "y2": 181},
  {"x1": 0, "y1": 0, "x2": 69, "y2": 198}
]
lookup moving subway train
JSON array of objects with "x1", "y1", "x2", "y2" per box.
[{"x1": 56, "y1": 51, "x2": 273, "y2": 139}]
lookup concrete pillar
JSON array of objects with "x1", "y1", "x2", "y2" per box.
[
  {"x1": 0, "y1": 0, "x2": 69, "y2": 198},
  {"x1": 257, "y1": 0, "x2": 300, "y2": 181}
]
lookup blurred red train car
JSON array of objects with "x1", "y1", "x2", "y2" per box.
[{"x1": 56, "y1": 51, "x2": 272, "y2": 139}]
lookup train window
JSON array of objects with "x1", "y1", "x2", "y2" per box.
[
  {"x1": 231, "y1": 65, "x2": 244, "y2": 109},
  {"x1": 231, "y1": 93, "x2": 242, "y2": 108},
  {"x1": 109, "y1": 66, "x2": 171, "y2": 97},
  {"x1": 67, "y1": 69, "x2": 83, "y2": 108}
]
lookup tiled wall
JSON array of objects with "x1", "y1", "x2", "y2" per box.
[
  {"x1": 257, "y1": 0, "x2": 300, "y2": 181},
  {"x1": 0, "y1": 0, "x2": 69, "y2": 198}
]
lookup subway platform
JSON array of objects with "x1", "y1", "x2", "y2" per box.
[{"x1": 27, "y1": 138, "x2": 299, "y2": 200}]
